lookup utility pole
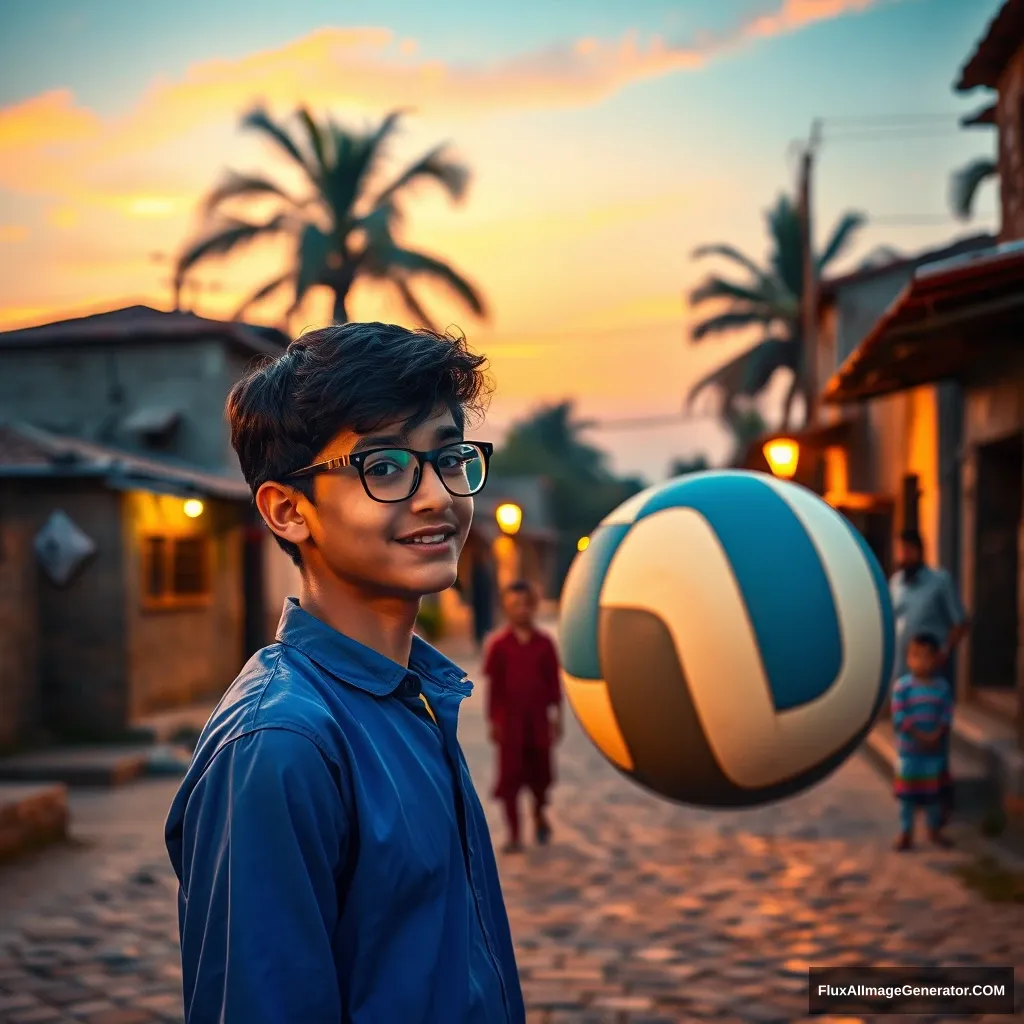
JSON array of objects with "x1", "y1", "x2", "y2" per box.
[{"x1": 798, "y1": 119, "x2": 823, "y2": 429}]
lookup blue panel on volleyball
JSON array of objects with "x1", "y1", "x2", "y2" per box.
[{"x1": 635, "y1": 473, "x2": 843, "y2": 712}]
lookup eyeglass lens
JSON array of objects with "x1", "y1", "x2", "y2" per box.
[{"x1": 362, "y1": 443, "x2": 487, "y2": 501}]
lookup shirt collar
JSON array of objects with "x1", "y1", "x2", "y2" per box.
[{"x1": 275, "y1": 597, "x2": 469, "y2": 697}]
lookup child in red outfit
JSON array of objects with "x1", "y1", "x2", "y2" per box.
[{"x1": 483, "y1": 581, "x2": 562, "y2": 853}]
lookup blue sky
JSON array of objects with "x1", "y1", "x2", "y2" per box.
[{"x1": 0, "y1": 0, "x2": 1006, "y2": 478}]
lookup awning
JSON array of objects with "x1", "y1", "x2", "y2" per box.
[{"x1": 823, "y1": 242, "x2": 1024, "y2": 404}]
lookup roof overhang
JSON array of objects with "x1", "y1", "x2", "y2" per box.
[
  {"x1": 823, "y1": 242, "x2": 1024, "y2": 404},
  {"x1": 956, "y1": 0, "x2": 1024, "y2": 91}
]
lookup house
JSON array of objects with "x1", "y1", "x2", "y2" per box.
[
  {"x1": 0, "y1": 305, "x2": 300, "y2": 743},
  {"x1": 820, "y1": 0, "x2": 1024, "y2": 805},
  {"x1": 741, "y1": 233, "x2": 994, "y2": 576}
]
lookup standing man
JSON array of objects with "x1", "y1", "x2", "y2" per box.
[{"x1": 889, "y1": 528, "x2": 969, "y2": 825}]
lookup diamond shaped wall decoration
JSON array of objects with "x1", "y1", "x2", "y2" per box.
[{"x1": 34, "y1": 510, "x2": 98, "y2": 587}]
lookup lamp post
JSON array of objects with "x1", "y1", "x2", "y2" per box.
[
  {"x1": 494, "y1": 503, "x2": 523, "y2": 587},
  {"x1": 763, "y1": 438, "x2": 800, "y2": 480}
]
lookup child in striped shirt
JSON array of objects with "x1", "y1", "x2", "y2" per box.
[{"x1": 891, "y1": 632, "x2": 955, "y2": 851}]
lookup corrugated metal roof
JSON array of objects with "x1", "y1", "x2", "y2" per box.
[
  {"x1": 0, "y1": 305, "x2": 289, "y2": 359},
  {"x1": 956, "y1": 0, "x2": 1024, "y2": 91},
  {"x1": 823, "y1": 242, "x2": 1024, "y2": 403},
  {"x1": 0, "y1": 422, "x2": 251, "y2": 500}
]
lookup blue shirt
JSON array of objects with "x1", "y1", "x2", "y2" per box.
[
  {"x1": 165, "y1": 598, "x2": 524, "y2": 1024},
  {"x1": 889, "y1": 566, "x2": 966, "y2": 679}
]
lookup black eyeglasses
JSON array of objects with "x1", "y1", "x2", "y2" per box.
[{"x1": 285, "y1": 441, "x2": 493, "y2": 504}]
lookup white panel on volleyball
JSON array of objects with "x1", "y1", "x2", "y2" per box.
[{"x1": 598, "y1": 499, "x2": 883, "y2": 790}]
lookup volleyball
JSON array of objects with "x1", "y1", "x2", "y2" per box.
[{"x1": 558, "y1": 470, "x2": 894, "y2": 808}]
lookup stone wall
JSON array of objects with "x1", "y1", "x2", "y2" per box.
[{"x1": 0, "y1": 516, "x2": 39, "y2": 750}]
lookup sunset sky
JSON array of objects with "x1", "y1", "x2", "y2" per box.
[{"x1": 0, "y1": 0, "x2": 1004, "y2": 480}]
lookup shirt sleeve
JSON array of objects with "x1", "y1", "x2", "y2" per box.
[
  {"x1": 938, "y1": 570, "x2": 967, "y2": 628},
  {"x1": 177, "y1": 727, "x2": 348, "y2": 1024},
  {"x1": 483, "y1": 637, "x2": 504, "y2": 723},
  {"x1": 890, "y1": 676, "x2": 910, "y2": 733},
  {"x1": 939, "y1": 681, "x2": 954, "y2": 729}
]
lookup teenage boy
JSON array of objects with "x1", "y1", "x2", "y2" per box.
[{"x1": 165, "y1": 323, "x2": 524, "y2": 1023}]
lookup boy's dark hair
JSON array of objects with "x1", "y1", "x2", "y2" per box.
[
  {"x1": 504, "y1": 580, "x2": 536, "y2": 599},
  {"x1": 228, "y1": 322, "x2": 491, "y2": 566},
  {"x1": 909, "y1": 631, "x2": 941, "y2": 652},
  {"x1": 900, "y1": 529, "x2": 923, "y2": 549}
]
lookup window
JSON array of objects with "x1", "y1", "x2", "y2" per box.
[{"x1": 142, "y1": 535, "x2": 211, "y2": 609}]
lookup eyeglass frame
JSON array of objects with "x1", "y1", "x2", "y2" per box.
[{"x1": 283, "y1": 440, "x2": 494, "y2": 504}]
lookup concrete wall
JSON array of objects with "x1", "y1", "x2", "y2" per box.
[
  {"x1": 997, "y1": 46, "x2": 1024, "y2": 242},
  {"x1": 0, "y1": 338, "x2": 237, "y2": 472},
  {"x1": 0, "y1": 482, "x2": 130, "y2": 739},
  {"x1": 122, "y1": 490, "x2": 245, "y2": 716},
  {"x1": 0, "y1": 516, "x2": 39, "y2": 750}
]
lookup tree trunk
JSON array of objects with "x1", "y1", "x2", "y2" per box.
[{"x1": 781, "y1": 374, "x2": 803, "y2": 430}]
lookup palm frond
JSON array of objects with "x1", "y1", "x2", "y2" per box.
[
  {"x1": 233, "y1": 273, "x2": 293, "y2": 319},
  {"x1": 370, "y1": 246, "x2": 486, "y2": 318},
  {"x1": 322, "y1": 111, "x2": 405, "y2": 225},
  {"x1": 174, "y1": 215, "x2": 289, "y2": 296},
  {"x1": 949, "y1": 157, "x2": 998, "y2": 221},
  {"x1": 766, "y1": 195, "x2": 803, "y2": 298},
  {"x1": 202, "y1": 171, "x2": 304, "y2": 217},
  {"x1": 392, "y1": 277, "x2": 438, "y2": 331},
  {"x1": 686, "y1": 337, "x2": 799, "y2": 408},
  {"x1": 374, "y1": 145, "x2": 469, "y2": 208},
  {"x1": 817, "y1": 211, "x2": 866, "y2": 271},
  {"x1": 691, "y1": 243, "x2": 766, "y2": 282},
  {"x1": 689, "y1": 274, "x2": 778, "y2": 311},
  {"x1": 296, "y1": 107, "x2": 329, "y2": 181},
  {"x1": 240, "y1": 106, "x2": 315, "y2": 179},
  {"x1": 292, "y1": 222, "x2": 335, "y2": 310},
  {"x1": 690, "y1": 309, "x2": 775, "y2": 342}
]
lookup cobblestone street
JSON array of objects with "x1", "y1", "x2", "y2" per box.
[{"x1": 0, "y1": 646, "x2": 1022, "y2": 1023}]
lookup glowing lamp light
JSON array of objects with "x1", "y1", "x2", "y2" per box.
[
  {"x1": 577, "y1": 536, "x2": 590, "y2": 552},
  {"x1": 763, "y1": 438, "x2": 800, "y2": 479},
  {"x1": 495, "y1": 502, "x2": 522, "y2": 536},
  {"x1": 183, "y1": 498, "x2": 205, "y2": 519}
]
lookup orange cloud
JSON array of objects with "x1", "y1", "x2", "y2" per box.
[
  {"x1": 0, "y1": 0, "x2": 888, "y2": 202},
  {"x1": 0, "y1": 225, "x2": 29, "y2": 243}
]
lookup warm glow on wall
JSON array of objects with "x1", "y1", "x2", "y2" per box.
[
  {"x1": 495, "y1": 502, "x2": 523, "y2": 535},
  {"x1": 183, "y1": 498, "x2": 205, "y2": 518},
  {"x1": 763, "y1": 438, "x2": 800, "y2": 479}
]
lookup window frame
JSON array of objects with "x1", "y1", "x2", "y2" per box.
[{"x1": 140, "y1": 532, "x2": 213, "y2": 611}]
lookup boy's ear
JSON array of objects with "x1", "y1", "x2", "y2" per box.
[{"x1": 256, "y1": 481, "x2": 312, "y2": 548}]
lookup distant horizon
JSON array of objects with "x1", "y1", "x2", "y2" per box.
[{"x1": 0, "y1": 0, "x2": 1005, "y2": 477}]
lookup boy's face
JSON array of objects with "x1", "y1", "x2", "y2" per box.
[
  {"x1": 907, "y1": 641, "x2": 938, "y2": 679},
  {"x1": 504, "y1": 590, "x2": 536, "y2": 628},
  {"x1": 267, "y1": 406, "x2": 474, "y2": 600}
]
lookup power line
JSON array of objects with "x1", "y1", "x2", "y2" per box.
[{"x1": 823, "y1": 113, "x2": 957, "y2": 125}]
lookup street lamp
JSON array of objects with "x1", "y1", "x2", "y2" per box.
[
  {"x1": 495, "y1": 502, "x2": 522, "y2": 536},
  {"x1": 763, "y1": 438, "x2": 800, "y2": 479},
  {"x1": 183, "y1": 498, "x2": 205, "y2": 518}
]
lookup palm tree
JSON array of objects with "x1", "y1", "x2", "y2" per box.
[
  {"x1": 174, "y1": 106, "x2": 486, "y2": 329},
  {"x1": 685, "y1": 194, "x2": 864, "y2": 429},
  {"x1": 949, "y1": 156, "x2": 997, "y2": 222}
]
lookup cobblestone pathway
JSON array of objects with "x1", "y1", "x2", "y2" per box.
[{"x1": 0, "y1": 643, "x2": 1021, "y2": 1023}]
